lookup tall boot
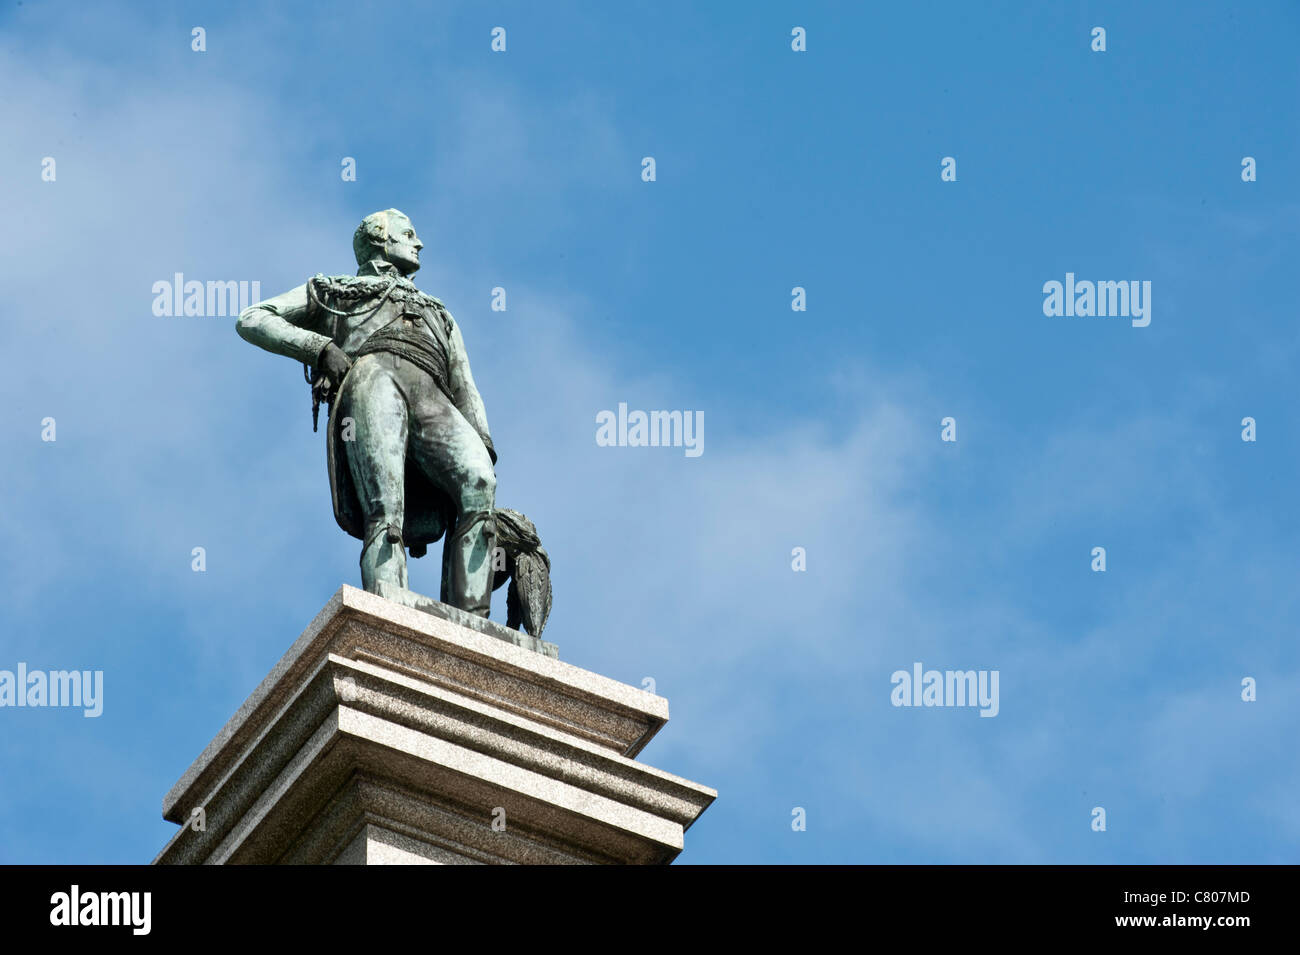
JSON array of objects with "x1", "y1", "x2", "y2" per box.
[
  {"x1": 360, "y1": 519, "x2": 408, "y2": 593},
  {"x1": 444, "y1": 509, "x2": 495, "y2": 617}
]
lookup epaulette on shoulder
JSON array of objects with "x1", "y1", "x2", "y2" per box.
[
  {"x1": 310, "y1": 273, "x2": 392, "y2": 303},
  {"x1": 416, "y1": 289, "x2": 447, "y2": 310}
]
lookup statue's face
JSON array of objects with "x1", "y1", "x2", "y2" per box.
[{"x1": 381, "y1": 215, "x2": 422, "y2": 275}]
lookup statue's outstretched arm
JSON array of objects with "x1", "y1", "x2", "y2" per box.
[{"x1": 236, "y1": 283, "x2": 333, "y2": 367}]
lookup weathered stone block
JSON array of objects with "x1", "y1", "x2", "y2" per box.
[{"x1": 154, "y1": 586, "x2": 714, "y2": 865}]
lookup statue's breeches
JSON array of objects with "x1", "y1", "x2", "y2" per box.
[{"x1": 336, "y1": 351, "x2": 497, "y2": 615}]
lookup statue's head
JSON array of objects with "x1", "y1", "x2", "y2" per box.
[{"x1": 353, "y1": 208, "x2": 422, "y2": 276}]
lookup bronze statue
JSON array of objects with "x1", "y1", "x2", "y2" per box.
[{"x1": 237, "y1": 209, "x2": 549, "y2": 633}]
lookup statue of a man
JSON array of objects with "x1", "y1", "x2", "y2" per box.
[{"x1": 236, "y1": 209, "x2": 498, "y2": 617}]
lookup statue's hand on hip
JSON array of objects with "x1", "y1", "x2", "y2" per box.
[
  {"x1": 312, "y1": 342, "x2": 354, "y2": 408},
  {"x1": 318, "y1": 342, "x2": 353, "y2": 383}
]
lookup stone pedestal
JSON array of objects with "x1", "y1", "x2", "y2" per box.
[{"x1": 154, "y1": 585, "x2": 715, "y2": 865}]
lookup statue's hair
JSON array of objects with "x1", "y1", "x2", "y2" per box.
[{"x1": 352, "y1": 208, "x2": 411, "y2": 268}]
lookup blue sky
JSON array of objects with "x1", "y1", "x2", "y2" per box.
[{"x1": 1, "y1": 0, "x2": 1298, "y2": 864}]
